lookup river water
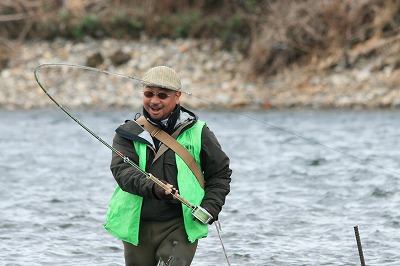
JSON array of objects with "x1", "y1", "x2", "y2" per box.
[{"x1": 1, "y1": 108, "x2": 400, "y2": 266}]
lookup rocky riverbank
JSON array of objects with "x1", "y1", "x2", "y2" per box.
[{"x1": 1, "y1": 37, "x2": 400, "y2": 110}]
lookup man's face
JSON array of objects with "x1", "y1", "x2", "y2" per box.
[{"x1": 143, "y1": 86, "x2": 181, "y2": 121}]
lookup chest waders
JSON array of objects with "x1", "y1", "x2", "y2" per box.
[{"x1": 104, "y1": 121, "x2": 208, "y2": 245}]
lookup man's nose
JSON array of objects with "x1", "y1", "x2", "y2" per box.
[{"x1": 150, "y1": 95, "x2": 162, "y2": 103}]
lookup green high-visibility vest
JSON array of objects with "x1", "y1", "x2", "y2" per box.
[{"x1": 104, "y1": 121, "x2": 208, "y2": 245}]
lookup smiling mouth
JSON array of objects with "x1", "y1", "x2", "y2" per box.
[{"x1": 151, "y1": 106, "x2": 162, "y2": 111}]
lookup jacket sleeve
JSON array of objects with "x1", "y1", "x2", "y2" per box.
[
  {"x1": 110, "y1": 132, "x2": 156, "y2": 199},
  {"x1": 199, "y1": 126, "x2": 232, "y2": 216}
]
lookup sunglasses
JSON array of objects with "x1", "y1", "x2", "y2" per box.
[{"x1": 143, "y1": 91, "x2": 174, "y2": 100}]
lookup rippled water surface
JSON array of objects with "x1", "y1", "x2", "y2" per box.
[{"x1": 1, "y1": 108, "x2": 400, "y2": 265}]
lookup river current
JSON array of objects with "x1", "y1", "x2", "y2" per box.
[{"x1": 1, "y1": 108, "x2": 400, "y2": 265}]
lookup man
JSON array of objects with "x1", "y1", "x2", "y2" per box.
[{"x1": 104, "y1": 66, "x2": 232, "y2": 265}]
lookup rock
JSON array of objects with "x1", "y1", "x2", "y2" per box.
[
  {"x1": 110, "y1": 50, "x2": 131, "y2": 66},
  {"x1": 86, "y1": 52, "x2": 104, "y2": 67},
  {"x1": 1, "y1": 37, "x2": 400, "y2": 110},
  {"x1": 0, "y1": 58, "x2": 9, "y2": 71}
]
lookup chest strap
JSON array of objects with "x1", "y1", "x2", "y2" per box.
[{"x1": 136, "y1": 116, "x2": 205, "y2": 189}]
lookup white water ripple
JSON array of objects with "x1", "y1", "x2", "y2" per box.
[{"x1": 1, "y1": 109, "x2": 400, "y2": 265}]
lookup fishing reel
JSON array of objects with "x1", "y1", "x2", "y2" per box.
[
  {"x1": 192, "y1": 206, "x2": 213, "y2": 224},
  {"x1": 146, "y1": 174, "x2": 212, "y2": 224}
]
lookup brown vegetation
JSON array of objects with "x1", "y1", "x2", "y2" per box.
[
  {"x1": 1, "y1": 0, "x2": 400, "y2": 78},
  {"x1": 241, "y1": 0, "x2": 400, "y2": 77}
]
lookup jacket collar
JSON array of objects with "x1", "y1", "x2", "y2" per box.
[{"x1": 116, "y1": 105, "x2": 198, "y2": 147}]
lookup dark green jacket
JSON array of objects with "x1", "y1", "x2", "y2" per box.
[{"x1": 109, "y1": 107, "x2": 231, "y2": 221}]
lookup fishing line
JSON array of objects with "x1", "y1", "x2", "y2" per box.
[
  {"x1": 35, "y1": 63, "x2": 400, "y2": 179},
  {"x1": 239, "y1": 1, "x2": 400, "y2": 177},
  {"x1": 34, "y1": 63, "x2": 229, "y2": 265},
  {"x1": 35, "y1": 62, "x2": 396, "y2": 265},
  {"x1": 33, "y1": 63, "x2": 213, "y2": 225},
  {"x1": 189, "y1": 92, "x2": 400, "y2": 177}
]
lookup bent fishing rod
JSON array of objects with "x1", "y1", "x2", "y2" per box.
[
  {"x1": 34, "y1": 63, "x2": 400, "y2": 180},
  {"x1": 34, "y1": 63, "x2": 400, "y2": 179},
  {"x1": 33, "y1": 63, "x2": 212, "y2": 225}
]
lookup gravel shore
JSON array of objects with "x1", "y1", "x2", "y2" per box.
[{"x1": 1, "y1": 37, "x2": 400, "y2": 110}]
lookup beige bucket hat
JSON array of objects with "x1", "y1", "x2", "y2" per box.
[{"x1": 141, "y1": 66, "x2": 181, "y2": 91}]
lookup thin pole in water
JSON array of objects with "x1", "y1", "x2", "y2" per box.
[{"x1": 354, "y1": 225, "x2": 366, "y2": 266}]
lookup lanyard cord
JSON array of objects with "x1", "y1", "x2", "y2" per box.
[{"x1": 215, "y1": 221, "x2": 231, "y2": 266}]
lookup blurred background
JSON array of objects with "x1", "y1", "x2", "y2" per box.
[
  {"x1": 2, "y1": 1, "x2": 400, "y2": 266},
  {"x1": 1, "y1": 0, "x2": 400, "y2": 109}
]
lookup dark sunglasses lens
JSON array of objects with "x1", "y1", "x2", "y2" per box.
[
  {"x1": 143, "y1": 91, "x2": 154, "y2": 98},
  {"x1": 143, "y1": 91, "x2": 170, "y2": 99},
  {"x1": 157, "y1": 93, "x2": 169, "y2": 99}
]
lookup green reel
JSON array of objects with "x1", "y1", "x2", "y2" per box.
[{"x1": 192, "y1": 206, "x2": 213, "y2": 224}]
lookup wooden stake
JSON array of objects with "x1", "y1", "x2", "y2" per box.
[{"x1": 354, "y1": 225, "x2": 366, "y2": 266}]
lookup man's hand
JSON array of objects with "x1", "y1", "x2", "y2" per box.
[
  {"x1": 152, "y1": 181, "x2": 178, "y2": 200},
  {"x1": 201, "y1": 204, "x2": 219, "y2": 225}
]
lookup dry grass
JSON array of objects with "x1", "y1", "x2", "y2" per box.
[
  {"x1": 1, "y1": 0, "x2": 400, "y2": 77},
  {"x1": 240, "y1": 0, "x2": 400, "y2": 78}
]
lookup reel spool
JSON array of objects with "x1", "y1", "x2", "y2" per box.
[{"x1": 192, "y1": 206, "x2": 213, "y2": 224}]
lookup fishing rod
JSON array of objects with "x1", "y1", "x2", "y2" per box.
[
  {"x1": 35, "y1": 63, "x2": 232, "y2": 265},
  {"x1": 35, "y1": 63, "x2": 400, "y2": 180},
  {"x1": 33, "y1": 63, "x2": 212, "y2": 225},
  {"x1": 36, "y1": 63, "x2": 388, "y2": 265}
]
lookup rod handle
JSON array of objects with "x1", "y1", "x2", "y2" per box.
[{"x1": 147, "y1": 173, "x2": 193, "y2": 208}]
